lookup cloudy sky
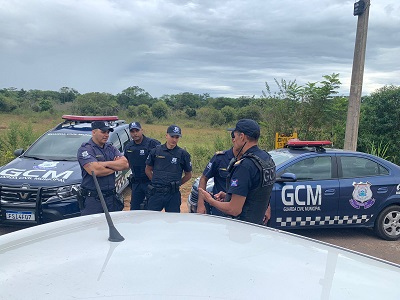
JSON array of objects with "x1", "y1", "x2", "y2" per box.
[{"x1": 1, "y1": 0, "x2": 399, "y2": 98}]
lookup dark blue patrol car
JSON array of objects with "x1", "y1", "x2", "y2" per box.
[
  {"x1": 189, "y1": 140, "x2": 400, "y2": 240},
  {"x1": 0, "y1": 115, "x2": 131, "y2": 225}
]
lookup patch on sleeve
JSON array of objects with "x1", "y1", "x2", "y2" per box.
[
  {"x1": 81, "y1": 151, "x2": 91, "y2": 159},
  {"x1": 230, "y1": 179, "x2": 238, "y2": 187},
  {"x1": 206, "y1": 162, "x2": 212, "y2": 170}
]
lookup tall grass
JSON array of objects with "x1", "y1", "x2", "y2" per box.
[{"x1": 0, "y1": 121, "x2": 40, "y2": 166}]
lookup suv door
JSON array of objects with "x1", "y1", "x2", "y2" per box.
[
  {"x1": 338, "y1": 154, "x2": 393, "y2": 226},
  {"x1": 271, "y1": 155, "x2": 340, "y2": 229}
]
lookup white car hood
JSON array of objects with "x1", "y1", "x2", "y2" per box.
[{"x1": 0, "y1": 211, "x2": 399, "y2": 299}]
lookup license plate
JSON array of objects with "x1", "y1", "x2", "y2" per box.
[{"x1": 5, "y1": 211, "x2": 35, "y2": 221}]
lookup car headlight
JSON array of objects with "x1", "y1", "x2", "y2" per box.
[
  {"x1": 57, "y1": 184, "x2": 81, "y2": 199},
  {"x1": 45, "y1": 184, "x2": 81, "y2": 204}
]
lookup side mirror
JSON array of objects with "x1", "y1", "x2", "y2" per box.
[
  {"x1": 275, "y1": 172, "x2": 297, "y2": 183},
  {"x1": 14, "y1": 148, "x2": 24, "y2": 157}
]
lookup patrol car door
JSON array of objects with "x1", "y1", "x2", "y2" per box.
[
  {"x1": 271, "y1": 155, "x2": 340, "y2": 229},
  {"x1": 337, "y1": 155, "x2": 394, "y2": 227}
]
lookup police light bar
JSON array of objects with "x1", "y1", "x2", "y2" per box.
[
  {"x1": 286, "y1": 139, "x2": 332, "y2": 147},
  {"x1": 62, "y1": 115, "x2": 119, "y2": 122}
]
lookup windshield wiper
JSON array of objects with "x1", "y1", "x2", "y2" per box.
[{"x1": 22, "y1": 155, "x2": 44, "y2": 160}]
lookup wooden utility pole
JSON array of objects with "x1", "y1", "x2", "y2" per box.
[{"x1": 344, "y1": 0, "x2": 371, "y2": 150}]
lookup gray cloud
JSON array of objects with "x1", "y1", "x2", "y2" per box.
[{"x1": 1, "y1": 0, "x2": 399, "y2": 98}]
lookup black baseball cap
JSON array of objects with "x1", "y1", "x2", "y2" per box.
[
  {"x1": 228, "y1": 119, "x2": 260, "y2": 139},
  {"x1": 129, "y1": 122, "x2": 142, "y2": 130},
  {"x1": 91, "y1": 121, "x2": 114, "y2": 132},
  {"x1": 167, "y1": 125, "x2": 182, "y2": 137}
]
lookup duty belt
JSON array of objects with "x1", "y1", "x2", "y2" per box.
[
  {"x1": 81, "y1": 188, "x2": 116, "y2": 197},
  {"x1": 153, "y1": 186, "x2": 172, "y2": 193},
  {"x1": 131, "y1": 177, "x2": 151, "y2": 184}
]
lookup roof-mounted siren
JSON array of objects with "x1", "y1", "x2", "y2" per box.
[
  {"x1": 62, "y1": 115, "x2": 119, "y2": 122},
  {"x1": 286, "y1": 139, "x2": 332, "y2": 152}
]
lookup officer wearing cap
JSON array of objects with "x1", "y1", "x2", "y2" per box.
[
  {"x1": 199, "y1": 119, "x2": 276, "y2": 225},
  {"x1": 196, "y1": 145, "x2": 238, "y2": 216},
  {"x1": 77, "y1": 120, "x2": 129, "y2": 215},
  {"x1": 124, "y1": 121, "x2": 161, "y2": 210},
  {"x1": 145, "y1": 125, "x2": 192, "y2": 212}
]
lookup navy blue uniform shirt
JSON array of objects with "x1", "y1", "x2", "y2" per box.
[
  {"x1": 77, "y1": 138, "x2": 122, "y2": 191},
  {"x1": 124, "y1": 135, "x2": 160, "y2": 180},
  {"x1": 227, "y1": 145, "x2": 270, "y2": 197},
  {"x1": 146, "y1": 144, "x2": 192, "y2": 186},
  {"x1": 203, "y1": 148, "x2": 234, "y2": 194}
]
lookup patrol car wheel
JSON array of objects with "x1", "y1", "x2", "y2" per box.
[{"x1": 374, "y1": 205, "x2": 400, "y2": 241}]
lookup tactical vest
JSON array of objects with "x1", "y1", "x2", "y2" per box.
[
  {"x1": 151, "y1": 146, "x2": 186, "y2": 186},
  {"x1": 227, "y1": 152, "x2": 276, "y2": 224},
  {"x1": 126, "y1": 137, "x2": 155, "y2": 178}
]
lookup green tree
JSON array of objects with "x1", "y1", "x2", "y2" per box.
[
  {"x1": 151, "y1": 101, "x2": 169, "y2": 119},
  {"x1": 358, "y1": 85, "x2": 400, "y2": 162},
  {"x1": 38, "y1": 99, "x2": 53, "y2": 111},
  {"x1": 168, "y1": 92, "x2": 203, "y2": 110},
  {"x1": 185, "y1": 108, "x2": 197, "y2": 118},
  {"x1": 0, "y1": 94, "x2": 17, "y2": 112},
  {"x1": 117, "y1": 86, "x2": 155, "y2": 108},
  {"x1": 59, "y1": 87, "x2": 79, "y2": 103},
  {"x1": 137, "y1": 104, "x2": 152, "y2": 119},
  {"x1": 221, "y1": 106, "x2": 236, "y2": 123},
  {"x1": 207, "y1": 97, "x2": 238, "y2": 110},
  {"x1": 237, "y1": 105, "x2": 263, "y2": 121},
  {"x1": 72, "y1": 92, "x2": 119, "y2": 115}
]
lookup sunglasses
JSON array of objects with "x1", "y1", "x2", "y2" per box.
[{"x1": 231, "y1": 131, "x2": 235, "y2": 138}]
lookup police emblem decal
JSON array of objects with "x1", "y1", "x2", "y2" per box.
[
  {"x1": 231, "y1": 179, "x2": 238, "y2": 187},
  {"x1": 33, "y1": 161, "x2": 59, "y2": 170},
  {"x1": 173, "y1": 127, "x2": 180, "y2": 134},
  {"x1": 349, "y1": 181, "x2": 375, "y2": 209},
  {"x1": 140, "y1": 150, "x2": 145, "y2": 155},
  {"x1": 82, "y1": 151, "x2": 89, "y2": 158},
  {"x1": 171, "y1": 157, "x2": 177, "y2": 164}
]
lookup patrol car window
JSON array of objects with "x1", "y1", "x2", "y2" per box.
[
  {"x1": 110, "y1": 135, "x2": 122, "y2": 152},
  {"x1": 120, "y1": 129, "x2": 130, "y2": 151},
  {"x1": 269, "y1": 151, "x2": 296, "y2": 166},
  {"x1": 340, "y1": 157, "x2": 389, "y2": 178},
  {"x1": 23, "y1": 133, "x2": 91, "y2": 160},
  {"x1": 282, "y1": 156, "x2": 332, "y2": 181}
]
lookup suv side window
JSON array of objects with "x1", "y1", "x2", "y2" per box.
[
  {"x1": 282, "y1": 156, "x2": 332, "y2": 181},
  {"x1": 109, "y1": 128, "x2": 130, "y2": 153},
  {"x1": 340, "y1": 156, "x2": 389, "y2": 178},
  {"x1": 120, "y1": 129, "x2": 131, "y2": 152},
  {"x1": 109, "y1": 133, "x2": 122, "y2": 152}
]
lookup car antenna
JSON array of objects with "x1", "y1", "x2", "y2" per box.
[{"x1": 91, "y1": 171, "x2": 125, "y2": 242}]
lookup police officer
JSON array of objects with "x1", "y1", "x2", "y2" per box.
[
  {"x1": 77, "y1": 121, "x2": 129, "y2": 215},
  {"x1": 196, "y1": 146, "x2": 237, "y2": 216},
  {"x1": 199, "y1": 119, "x2": 276, "y2": 225},
  {"x1": 145, "y1": 125, "x2": 192, "y2": 212},
  {"x1": 124, "y1": 121, "x2": 161, "y2": 210}
]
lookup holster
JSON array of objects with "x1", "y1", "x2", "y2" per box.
[
  {"x1": 146, "y1": 184, "x2": 155, "y2": 198},
  {"x1": 114, "y1": 193, "x2": 124, "y2": 211},
  {"x1": 74, "y1": 187, "x2": 85, "y2": 210},
  {"x1": 170, "y1": 181, "x2": 180, "y2": 193}
]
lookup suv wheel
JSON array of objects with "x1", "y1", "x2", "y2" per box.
[{"x1": 374, "y1": 205, "x2": 400, "y2": 241}]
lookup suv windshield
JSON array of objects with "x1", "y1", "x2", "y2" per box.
[
  {"x1": 269, "y1": 150, "x2": 296, "y2": 166},
  {"x1": 23, "y1": 133, "x2": 91, "y2": 161}
]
